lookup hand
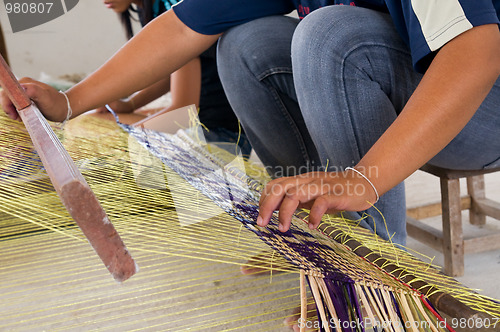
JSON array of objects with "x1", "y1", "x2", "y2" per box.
[
  {"x1": 0, "y1": 77, "x2": 68, "y2": 122},
  {"x1": 257, "y1": 170, "x2": 378, "y2": 232},
  {"x1": 95, "y1": 99, "x2": 135, "y2": 114}
]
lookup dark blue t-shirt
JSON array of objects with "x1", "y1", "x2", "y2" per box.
[{"x1": 173, "y1": 0, "x2": 500, "y2": 72}]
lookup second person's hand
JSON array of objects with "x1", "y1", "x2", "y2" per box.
[{"x1": 96, "y1": 98, "x2": 135, "y2": 113}]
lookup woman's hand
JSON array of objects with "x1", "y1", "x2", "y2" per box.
[
  {"x1": 95, "y1": 98, "x2": 135, "y2": 114},
  {"x1": 1, "y1": 77, "x2": 68, "y2": 122},
  {"x1": 257, "y1": 170, "x2": 378, "y2": 232}
]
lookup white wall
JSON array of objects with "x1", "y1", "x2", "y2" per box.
[{"x1": 0, "y1": 2, "x2": 131, "y2": 79}]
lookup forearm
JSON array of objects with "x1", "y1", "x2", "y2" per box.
[
  {"x1": 129, "y1": 77, "x2": 172, "y2": 110},
  {"x1": 357, "y1": 24, "x2": 500, "y2": 197},
  {"x1": 169, "y1": 57, "x2": 201, "y2": 109},
  {"x1": 65, "y1": 10, "x2": 220, "y2": 118}
]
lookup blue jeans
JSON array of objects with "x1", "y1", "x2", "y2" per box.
[{"x1": 217, "y1": 6, "x2": 500, "y2": 245}]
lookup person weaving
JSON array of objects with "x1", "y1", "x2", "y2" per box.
[{"x1": 2, "y1": 1, "x2": 499, "y2": 250}]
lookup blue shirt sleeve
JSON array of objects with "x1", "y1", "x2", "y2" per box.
[
  {"x1": 387, "y1": 0, "x2": 500, "y2": 72},
  {"x1": 173, "y1": 0, "x2": 296, "y2": 35}
]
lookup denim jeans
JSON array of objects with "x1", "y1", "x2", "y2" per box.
[{"x1": 217, "y1": 6, "x2": 500, "y2": 245}]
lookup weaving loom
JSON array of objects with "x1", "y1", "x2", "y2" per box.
[{"x1": 0, "y1": 111, "x2": 499, "y2": 331}]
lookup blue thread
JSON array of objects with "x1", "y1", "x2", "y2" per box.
[{"x1": 105, "y1": 104, "x2": 121, "y2": 124}]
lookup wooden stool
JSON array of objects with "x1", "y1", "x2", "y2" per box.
[{"x1": 406, "y1": 164, "x2": 500, "y2": 277}]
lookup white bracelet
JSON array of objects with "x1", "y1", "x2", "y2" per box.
[
  {"x1": 58, "y1": 90, "x2": 73, "y2": 126},
  {"x1": 345, "y1": 167, "x2": 380, "y2": 204}
]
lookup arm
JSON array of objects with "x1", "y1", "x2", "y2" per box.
[
  {"x1": 96, "y1": 77, "x2": 171, "y2": 113},
  {"x1": 168, "y1": 57, "x2": 201, "y2": 110},
  {"x1": 130, "y1": 57, "x2": 202, "y2": 127},
  {"x1": 125, "y1": 56, "x2": 201, "y2": 115},
  {"x1": 1, "y1": 10, "x2": 220, "y2": 122},
  {"x1": 97, "y1": 56, "x2": 200, "y2": 114},
  {"x1": 359, "y1": 24, "x2": 500, "y2": 196},
  {"x1": 258, "y1": 24, "x2": 500, "y2": 231}
]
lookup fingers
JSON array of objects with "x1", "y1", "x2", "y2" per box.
[
  {"x1": 257, "y1": 178, "x2": 295, "y2": 227},
  {"x1": 277, "y1": 195, "x2": 300, "y2": 232},
  {"x1": 0, "y1": 89, "x2": 19, "y2": 120},
  {"x1": 95, "y1": 106, "x2": 107, "y2": 113},
  {"x1": 258, "y1": 175, "x2": 330, "y2": 232},
  {"x1": 259, "y1": 177, "x2": 288, "y2": 206},
  {"x1": 0, "y1": 80, "x2": 29, "y2": 120},
  {"x1": 29, "y1": 82, "x2": 68, "y2": 122},
  {"x1": 257, "y1": 171, "x2": 369, "y2": 233},
  {"x1": 259, "y1": 174, "x2": 324, "y2": 206},
  {"x1": 22, "y1": 83, "x2": 43, "y2": 101},
  {"x1": 308, "y1": 196, "x2": 334, "y2": 229}
]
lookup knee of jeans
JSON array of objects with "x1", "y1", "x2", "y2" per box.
[
  {"x1": 219, "y1": 16, "x2": 296, "y2": 79},
  {"x1": 218, "y1": 28, "x2": 243, "y2": 61},
  {"x1": 218, "y1": 18, "x2": 277, "y2": 64},
  {"x1": 218, "y1": 25, "x2": 253, "y2": 79},
  {"x1": 292, "y1": 6, "x2": 389, "y2": 60}
]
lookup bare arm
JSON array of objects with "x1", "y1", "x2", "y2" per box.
[
  {"x1": 360, "y1": 24, "x2": 500, "y2": 196},
  {"x1": 258, "y1": 24, "x2": 500, "y2": 231},
  {"x1": 125, "y1": 57, "x2": 201, "y2": 116},
  {"x1": 97, "y1": 56, "x2": 200, "y2": 114},
  {"x1": 96, "y1": 77, "x2": 172, "y2": 113},
  {"x1": 129, "y1": 77, "x2": 173, "y2": 110},
  {"x1": 168, "y1": 57, "x2": 202, "y2": 110},
  {"x1": 1, "y1": 10, "x2": 220, "y2": 122}
]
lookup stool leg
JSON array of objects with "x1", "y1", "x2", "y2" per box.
[
  {"x1": 441, "y1": 178, "x2": 464, "y2": 277},
  {"x1": 467, "y1": 175, "x2": 486, "y2": 226}
]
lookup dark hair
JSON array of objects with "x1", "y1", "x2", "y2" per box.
[
  {"x1": 120, "y1": 0, "x2": 171, "y2": 39},
  {"x1": 120, "y1": 6, "x2": 137, "y2": 40}
]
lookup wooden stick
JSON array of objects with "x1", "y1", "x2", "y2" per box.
[
  {"x1": 299, "y1": 269, "x2": 307, "y2": 332},
  {"x1": 396, "y1": 292, "x2": 420, "y2": 332},
  {"x1": 315, "y1": 277, "x2": 341, "y2": 332},
  {"x1": 354, "y1": 283, "x2": 377, "y2": 327},
  {"x1": 0, "y1": 55, "x2": 137, "y2": 282},
  {"x1": 308, "y1": 276, "x2": 332, "y2": 332}
]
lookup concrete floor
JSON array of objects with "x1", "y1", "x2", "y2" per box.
[{"x1": 405, "y1": 170, "x2": 500, "y2": 300}]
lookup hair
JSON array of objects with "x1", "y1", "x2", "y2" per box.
[{"x1": 120, "y1": 0, "x2": 173, "y2": 40}]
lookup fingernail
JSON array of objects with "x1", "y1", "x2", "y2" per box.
[
  {"x1": 278, "y1": 223, "x2": 285, "y2": 232},
  {"x1": 256, "y1": 216, "x2": 263, "y2": 226},
  {"x1": 308, "y1": 223, "x2": 315, "y2": 230}
]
